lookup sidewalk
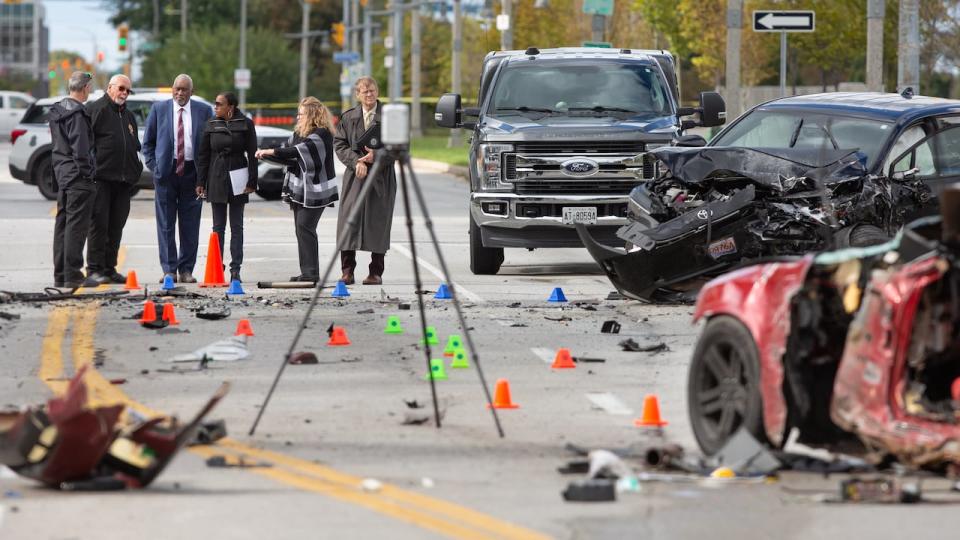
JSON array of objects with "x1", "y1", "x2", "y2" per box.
[{"x1": 410, "y1": 157, "x2": 468, "y2": 181}]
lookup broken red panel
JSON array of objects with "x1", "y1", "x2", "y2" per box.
[{"x1": 0, "y1": 367, "x2": 229, "y2": 489}]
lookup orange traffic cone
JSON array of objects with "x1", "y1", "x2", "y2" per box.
[
  {"x1": 161, "y1": 303, "x2": 180, "y2": 325},
  {"x1": 487, "y1": 378, "x2": 519, "y2": 409},
  {"x1": 199, "y1": 232, "x2": 227, "y2": 287},
  {"x1": 235, "y1": 319, "x2": 254, "y2": 336},
  {"x1": 327, "y1": 326, "x2": 351, "y2": 346},
  {"x1": 139, "y1": 300, "x2": 157, "y2": 323},
  {"x1": 124, "y1": 270, "x2": 140, "y2": 290},
  {"x1": 552, "y1": 347, "x2": 576, "y2": 369},
  {"x1": 634, "y1": 394, "x2": 668, "y2": 427}
]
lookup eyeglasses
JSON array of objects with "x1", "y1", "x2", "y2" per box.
[{"x1": 113, "y1": 85, "x2": 131, "y2": 94}]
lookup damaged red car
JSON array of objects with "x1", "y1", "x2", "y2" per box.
[{"x1": 687, "y1": 198, "x2": 960, "y2": 469}]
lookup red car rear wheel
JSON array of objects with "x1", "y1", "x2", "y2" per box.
[{"x1": 687, "y1": 315, "x2": 767, "y2": 456}]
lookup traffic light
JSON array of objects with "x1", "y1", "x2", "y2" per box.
[
  {"x1": 118, "y1": 25, "x2": 129, "y2": 52},
  {"x1": 332, "y1": 22, "x2": 345, "y2": 48}
]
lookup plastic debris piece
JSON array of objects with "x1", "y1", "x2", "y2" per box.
[
  {"x1": 600, "y1": 320, "x2": 621, "y2": 334},
  {"x1": 168, "y1": 335, "x2": 250, "y2": 363}
]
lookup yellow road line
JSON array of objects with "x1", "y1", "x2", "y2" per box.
[{"x1": 37, "y1": 305, "x2": 550, "y2": 540}]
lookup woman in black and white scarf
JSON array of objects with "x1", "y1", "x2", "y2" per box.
[{"x1": 256, "y1": 97, "x2": 338, "y2": 282}]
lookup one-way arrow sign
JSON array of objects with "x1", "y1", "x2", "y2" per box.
[{"x1": 753, "y1": 10, "x2": 815, "y2": 32}]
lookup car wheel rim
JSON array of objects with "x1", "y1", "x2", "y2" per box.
[{"x1": 695, "y1": 340, "x2": 751, "y2": 444}]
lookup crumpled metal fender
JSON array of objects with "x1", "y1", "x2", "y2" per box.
[{"x1": 693, "y1": 256, "x2": 814, "y2": 446}]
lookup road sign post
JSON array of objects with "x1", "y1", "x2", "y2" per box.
[
  {"x1": 234, "y1": 68, "x2": 251, "y2": 90},
  {"x1": 753, "y1": 10, "x2": 814, "y2": 97}
]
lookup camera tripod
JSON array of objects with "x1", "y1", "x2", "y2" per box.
[{"x1": 249, "y1": 145, "x2": 505, "y2": 438}]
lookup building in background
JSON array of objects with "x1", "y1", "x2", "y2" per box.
[{"x1": 0, "y1": 0, "x2": 49, "y2": 97}]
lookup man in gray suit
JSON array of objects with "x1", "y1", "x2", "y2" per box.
[
  {"x1": 142, "y1": 74, "x2": 213, "y2": 284},
  {"x1": 333, "y1": 77, "x2": 397, "y2": 285}
]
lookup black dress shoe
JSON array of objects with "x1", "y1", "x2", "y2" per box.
[
  {"x1": 86, "y1": 272, "x2": 111, "y2": 285},
  {"x1": 178, "y1": 272, "x2": 197, "y2": 283},
  {"x1": 106, "y1": 270, "x2": 126, "y2": 284},
  {"x1": 230, "y1": 270, "x2": 242, "y2": 283},
  {"x1": 80, "y1": 276, "x2": 101, "y2": 288}
]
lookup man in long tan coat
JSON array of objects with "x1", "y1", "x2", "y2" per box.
[{"x1": 334, "y1": 77, "x2": 397, "y2": 285}]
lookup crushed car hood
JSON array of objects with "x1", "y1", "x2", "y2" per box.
[{"x1": 650, "y1": 146, "x2": 868, "y2": 192}]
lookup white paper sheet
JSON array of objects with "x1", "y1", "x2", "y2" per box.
[{"x1": 229, "y1": 168, "x2": 248, "y2": 196}]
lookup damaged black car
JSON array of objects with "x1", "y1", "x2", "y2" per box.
[{"x1": 578, "y1": 91, "x2": 960, "y2": 301}]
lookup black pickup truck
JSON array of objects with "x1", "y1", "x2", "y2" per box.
[{"x1": 434, "y1": 46, "x2": 725, "y2": 274}]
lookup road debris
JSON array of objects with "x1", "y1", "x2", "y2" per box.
[
  {"x1": 188, "y1": 420, "x2": 227, "y2": 446},
  {"x1": 196, "y1": 305, "x2": 231, "y2": 320},
  {"x1": 562, "y1": 479, "x2": 616, "y2": 502},
  {"x1": 168, "y1": 335, "x2": 250, "y2": 363},
  {"x1": 0, "y1": 312, "x2": 20, "y2": 321},
  {"x1": 0, "y1": 367, "x2": 228, "y2": 489},
  {"x1": 205, "y1": 455, "x2": 271, "y2": 468},
  {"x1": 600, "y1": 320, "x2": 620, "y2": 334},
  {"x1": 618, "y1": 338, "x2": 668, "y2": 353},
  {"x1": 573, "y1": 357, "x2": 605, "y2": 363},
  {"x1": 288, "y1": 351, "x2": 318, "y2": 365},
  {"x1": 544, "y1": 315, "x2": 572, "y2": 322}
]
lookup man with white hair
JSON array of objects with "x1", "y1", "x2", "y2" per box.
[
  {"x1": 84, "y1": 73, "x2": 143, "y2": 284},
  {"x1": 49, "y1": 71, "x2": 97, "y2": 288},
  {"x1": 142, "y1": 74, "x2": 213, "y2": 283}
]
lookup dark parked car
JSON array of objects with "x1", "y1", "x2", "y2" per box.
[{"x1": 579, "y1": 90, "x2": 960, "y2": 302}]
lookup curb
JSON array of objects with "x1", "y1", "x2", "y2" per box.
[{"x1": 409, "y1": 157, "x2": 469, "y2": 181}]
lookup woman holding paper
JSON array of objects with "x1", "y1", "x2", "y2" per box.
[
  {"x1": 255, "y1": 97, "x2": 338, "y2": 283},
  {"x1": 196, "y1": 91, "x2": 257, "y2": 283}
]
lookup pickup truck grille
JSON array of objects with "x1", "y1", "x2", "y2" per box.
[
  {"x1": 515, "y1": 142, "x2": 646, "y2": 154},
  {"x1": 502, "y1": 152, "x2": 656, "y2": 183},
  {"x1": 513, "y1": 181, "x2": 637, "y2": 195}
]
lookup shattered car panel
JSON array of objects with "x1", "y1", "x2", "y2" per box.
[
  {"x1": 692, "y1": 214, "x2": 960, "y2": 469},
  {"x1": 0, "y1": 367, "x2": 228, "y2": 489},
  {"x1": 579, "y1": 145, "x2": 935, "y2": 302}
]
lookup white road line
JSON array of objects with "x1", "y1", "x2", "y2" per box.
[
  {"x1": 392, "y1": 243, "x2": 484, "y2": 303},
  {"x1": 530, "y1": 347, "x2": 555, "y2": 364},
  {"x1": 585, "y1": 392, "x2": 634, "y2": 416}
]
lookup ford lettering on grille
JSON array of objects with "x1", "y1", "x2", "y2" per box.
[{"x1": 560, "y1": 158, "x2": 599, "y2": 177}]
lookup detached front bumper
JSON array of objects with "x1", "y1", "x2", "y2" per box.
[
  {"x1": 577, "y1": 186, "x2": 758, "y2": 301},
  {"x1": 471, "y1": 192, "x2": 628, "y2": 248}
]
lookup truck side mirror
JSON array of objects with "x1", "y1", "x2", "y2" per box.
[
  {"x1": 698, "y1": 92, "x2": 726, "y2": 127},
  {"x1": 434, "y1": 93, "x2": 462, "y2": 128}
]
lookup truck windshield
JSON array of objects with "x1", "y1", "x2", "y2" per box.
[
  {"x1": 489, "y1": 60, "x2": 672, "y2": 119},
  {"x1": 712, "y1": 109, "x2": 894, "y2": 169}
]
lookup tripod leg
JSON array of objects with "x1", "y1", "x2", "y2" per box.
[
  {"x1": 401, "y1": 156, "x2": 505, "y2": 438},
  {"x1": 398, "y1": 161, "x2": 442, "y2": 428},
  {"x1": 249, "y1": 152, "x2": 389, "y2": 436}
]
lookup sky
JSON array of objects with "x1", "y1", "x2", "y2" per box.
[{"x1": 43, "y1": 0, "x2": 141, "y2": 77}]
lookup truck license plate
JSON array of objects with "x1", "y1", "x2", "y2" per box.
[{"x1": 562, "y1": 207, "x2": 597, "y2": 225}]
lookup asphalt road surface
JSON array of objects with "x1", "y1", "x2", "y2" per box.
[{"x1": 2, "y1": 143, "x2": 959, "y2": 539}]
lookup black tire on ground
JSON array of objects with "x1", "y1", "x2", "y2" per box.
[
  {"x1": 687, "y1": 315, "x2": 768, "y2": 456},
  {"x1": 469, "y1": 215, "x2": 503, "y2": 275},
  {"x1": 847, "y1": 224, "x2": 889, "y2": 247},
  {"x1": 34, "y1": 154, "x2": 58, "y2": 201},
  {"x1": 256, "y1": 187, "x2": 283, "y2": 201}
]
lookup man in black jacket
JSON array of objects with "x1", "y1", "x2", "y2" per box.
[
  {"x1": 86, "y1": 74, "x2": 144, "y2": 284},
  {"x1": 50, "y1": 71, "x2": 98, "y2": 288}
]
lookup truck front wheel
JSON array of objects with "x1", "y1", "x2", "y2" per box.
[{"x1": 469, "y1": 216, "x2": 503, "y2": 275}]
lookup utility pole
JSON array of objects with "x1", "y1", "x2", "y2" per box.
[
  {"x1": 363, "y1": 10, "x2": 372, "y2": 77},
  {"x1": 449, "y1": 0, "x2": 462, "y2": 147},
  {"x1": 152, "y1": 0, "x2": 160, "y2": 37},
  {"x1": 866, "y1": 0, "x2": 884, "y2": 92},
  {"x1": 343, "y1": 0, "x2": 352, "y2": 112},
  {"x1": 499, "y1": 0, "x2": 512, "y2": 50},
  {"x1": 350, "y1": 0, "x2": 360, "y2": 54},
  {"x1": 411, "y1": 7, "x2": 421, "y2": 137},
  {"x1": 181, "y1": 0, "x2": 187, "y2": 41},
  {"x1": 724, "y1": 0, "x2": 742, "y2": 120},
  {"x1": 591, "y1": 15, "x2": 604, "y2": 42},
  {"x1": 299, "y1": 1, "x2": 311, "y2": 101},
  {"x1": 239, "y1": 0, "x2": 247, "y2": 110},
  {"x1": 390, "y1": 3, "x2": 403, "y2": 103},
  {"x1": 897, "y1": 0, "x2": 920, "y2": 93}
]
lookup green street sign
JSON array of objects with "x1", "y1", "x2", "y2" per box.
[
  {"x1": 582, "y1": 41, "x2": 612, "y2": 48},
  {"x1": 582, "y1": 0, "x2": 613, "y2": 16}
]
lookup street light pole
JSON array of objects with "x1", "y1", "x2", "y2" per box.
[
  {"x1": 391, "y1": 2, "x2": 403, "y2": 103},
  {"x1": 181, "y1": 0, "x2": 187, "y2": 41},
  {"x1": 239, "y1": 0, "x2": 247, "y2": 110},
  {"x1": 411, "y1": 7, "x2": 421, "y2": 137},
  {"x1": 448, "y1": 0, "x2": 462, "y2": 148},
  {"x1": 500, "y1": 0, "x2": 512, "y2": 50},
  {"x1": 363, "y1": 10, "x2": 372, "y2": 76},
  {"x1": 299, "y1": 1, "x2": 311, "y2": 101}
]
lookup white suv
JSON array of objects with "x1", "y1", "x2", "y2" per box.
[
  {"x1": 0, "y1": 91, "x2": 35, "y2": 140},
  {"x1": 9, "y1": 92, "x2": 290, "y2": 200}
]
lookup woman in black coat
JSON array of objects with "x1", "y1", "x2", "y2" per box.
[
  {"x1": 255, "y1": 97, "x2": 338, "y2": 283},
  {"x1": 196, "y1": 92, "x2": 257, "y2": 283}
]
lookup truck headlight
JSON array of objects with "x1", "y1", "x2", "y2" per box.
[{"x1": 477, "y1": 143, "x2": 514, "y2": 191}]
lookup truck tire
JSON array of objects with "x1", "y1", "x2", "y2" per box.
[
  {"x1": 34, "y1": 154, "x2": 58, "y2": 201},
  {"x1": 469, "y1": 215, "x2": 503, "y2": 275},
  {"x1": 687, "y1": 315, "x2": 767, "y2": 456},
  {"x1": 835, "y1": 224, "x2": 889, "y2": 249}
]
